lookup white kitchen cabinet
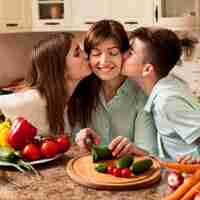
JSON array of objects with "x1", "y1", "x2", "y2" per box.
[
  {"x1": 71, "y1": 0, "x2": 109, "y2": 31},
  {"x1": 70, "y1": 0, "x2": 155, "y2": 31},
  {"x1": 0, "y1": 0, "x2": 32, "y2": 33},
  {"x1": 156, "y1": 0, "x2": 200, "y2": 31},
  {"x1": 110, "y1": 0, "x2": 155, "y2": 30},
  {"x1": 32, "y1": 0, "x2": 71, "y2": 31}
]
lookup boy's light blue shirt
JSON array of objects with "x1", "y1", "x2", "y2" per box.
[
  {"x1": 144, "y1": 75, "x2": 200, "y2": 160},
  {"x1": 88, "y1": 79, "x2": 158, "y2": 155}
]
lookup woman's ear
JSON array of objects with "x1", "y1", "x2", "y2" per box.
[{"x1": 142, "y1": 64, "x2": 154, "y2": 77}]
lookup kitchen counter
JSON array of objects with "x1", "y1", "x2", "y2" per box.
[{"x1": 0, "y1": 145, "x2": 167, "y2": 200}]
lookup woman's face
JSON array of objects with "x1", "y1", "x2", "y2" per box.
[
  {"x1": 89, "y1": 39, "x2": 123, "y2": 81},
  {"x1": 66, "y1": 38, "x2": 91, "y2": 81}
]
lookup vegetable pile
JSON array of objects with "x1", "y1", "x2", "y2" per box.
[
  {"x1": 92, "y1": 146, "x2": 153, "y2": 178},
  {"x1": 160, "y1": 160, "x2": 200, "y2": 200},
  {"x1": 0, "y1": 115, "x2": 70, "y2": 174}
]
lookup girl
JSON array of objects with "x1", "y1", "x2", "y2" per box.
[
  {"x1": 69, "y1": 20, "x2": 158, "y2": 157},
  {"x1": 0, "y1": 33, "x2": 91, "y2": 135}
]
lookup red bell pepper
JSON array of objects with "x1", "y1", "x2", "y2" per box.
[{"x1": 8, "y1": 117, "x2": 37, "y2": 150}]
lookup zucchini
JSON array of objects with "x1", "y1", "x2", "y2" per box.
[
  {"x1": 116, "y1": 155, "x2": 134, "y2": 169},
  {"x1": 130, "y1": 159, "x2": 153, "y2": 175},
  {"x1": 95, "y1": 162, "x2": 108, "y2": 173},
  {"x1": 92, "y1": 146, "x2": 113, "y2": 162}
]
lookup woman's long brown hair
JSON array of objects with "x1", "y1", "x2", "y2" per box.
[
  {"x1": 68, "y1": 20, "x2": 130, "y2": 128},
  {"x1": 26, "y1": 33, "x2": 73, "y2": 134}
]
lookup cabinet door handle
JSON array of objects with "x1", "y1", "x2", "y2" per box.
[
  {"x1": 6, "y1": 23, "x2": 18, "y2": 27},
  {"x1": 124, "y1": 21, "x2": 138, "y2": 25},
  {"x1": 155, "y1": 5, "x2": 158, "y2": 22},
  {"x1": 44, "y1": 22, "x2": 60, "y2": 25},
  {"x1": 84, "y1": 21, "x2": 95, "y2": 25}
]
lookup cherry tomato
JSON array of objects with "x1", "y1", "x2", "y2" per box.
[
  {"x1": 107, "y1": 166, "x2": 114, "y2": 174},
  {"x1": 22, "y1": 143, "x2": 41, "y2": 161},
  {"x1": 121, "y1": 168, "x2": 131, "y2": 178},
  {"x1": 56, "y1": 135, "x2": 70, "y2": 153},
  {"x1": 40, "y1": 140, "x2": 59, "y2": 158},
  {"x1": 112, "y1": 167, "x2": 121, "y2": 177}
]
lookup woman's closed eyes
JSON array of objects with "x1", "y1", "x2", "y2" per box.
[{"x1": 91, "y1": 47, "x2": 120, "y2": 57}]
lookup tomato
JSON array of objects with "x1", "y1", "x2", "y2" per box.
[
  {"x1": 40, "y1": 140, "x2": 59, "y2": 158},
  {"x1": 56, "y1": 135, "x2": 70, "y2": 153},
  {"x1": 22, "y1": 143, "x2": 41, "y2": 161},
  {"x1": 112, "y1": 167, "x2": 121, "y2": 177},
  {"x1": 107, "y1": 166, "x2": 114, "y2": 174},
  {"x1": 121, "y1": 168, "x2": 131, "y2": 178}
]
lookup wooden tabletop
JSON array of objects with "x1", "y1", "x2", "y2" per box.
[{"x1": 0, "y1": 145, "x2": 167, "y2": 200}]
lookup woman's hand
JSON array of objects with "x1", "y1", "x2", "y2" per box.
[
  {"x1": 75, "y1": 128, "x2": 101, "y2": 151},
  {"x1": 108, "y1": 136, "x2": 146, "y2": 157},
  {"x1": 176, "y1": 154, "x2": 200, "y2": 164}
]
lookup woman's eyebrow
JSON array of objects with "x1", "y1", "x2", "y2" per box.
[{"x1": 107, "y1": 46, "x2": 119, "y2": 50}]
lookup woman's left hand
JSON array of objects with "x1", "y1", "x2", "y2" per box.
[{"x1": 108, "y1": 136, "x2": 146, "y2": 157}]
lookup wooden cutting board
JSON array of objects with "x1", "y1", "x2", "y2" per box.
[{"x1": 66, "y1": 155, "x2": 161, "y2": 190}]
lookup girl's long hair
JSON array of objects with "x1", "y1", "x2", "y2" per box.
[{"x1": 26, "y1": 33, "x2": 73, "y2": 134}]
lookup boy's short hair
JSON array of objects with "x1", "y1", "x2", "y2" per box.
[{"x1": 129, "y1": 27, "x2": 196, "y2": 78}]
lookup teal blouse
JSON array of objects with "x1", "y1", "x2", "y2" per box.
[{"x1": 76, "y1": 79, "x2": 158, "y2": 155}]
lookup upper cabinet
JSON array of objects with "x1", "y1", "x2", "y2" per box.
[
  {"x1": 0, "y1": 0, "x2": 32, "y2": 32},
  {"x1": 71, "y1": 0, "x2": 109, "y2": 31},
  {"x1": 0, "y1": 0, "x2": 156, "y2": 32},
  {"x1": 2, "y1": 0, "x2": 199, "y2": 32},
  {"x1": 32, "y1": 0, "x2": 71, "y2": 31},
  {"x1": 110, "y1": 0, "x2": 155, "y2": 30},
  {"x1": 156, "y1": 0, "x2": 200, "y2": 31},
  {"x1": 70, "y1": 0, "x2": 155, "y2": 31}
]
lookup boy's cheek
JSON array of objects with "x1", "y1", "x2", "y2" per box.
[{"x1": 122, "y1": 52, "x2": 129, "y2": 61}]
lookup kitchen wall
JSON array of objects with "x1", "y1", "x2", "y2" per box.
[
  {"x1": 0, "y1": 32, "x2": 85, "y2": 87},
  {"x1": 1, "y1": 30, "x2": 200, "y2": 92}
]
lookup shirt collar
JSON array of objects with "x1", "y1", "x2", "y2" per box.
[
  {"x1": 117, "y1": 79, "x2": 132, "y2": 97},
  {"x1": 144, "y1": 76, "x2": 172, "y2": 112}
]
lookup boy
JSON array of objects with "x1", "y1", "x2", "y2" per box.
[{"x1": 122, "y1": 27, "x2": 200, "y2": 161}]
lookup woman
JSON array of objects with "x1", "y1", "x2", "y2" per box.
[
  {"x1": 0, "y1": 33, "x2": 91, "y2": 135},
  {"x1": 68, "y1": 20, "x2": 157, "y2": 157}
]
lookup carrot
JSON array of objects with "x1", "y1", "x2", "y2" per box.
[
  {"x1": 181, "y1": 181, "x2": 200, "y2": 200},
  {"x1": 159, "y1": 160, "x2": 200, "y2": 174},
  {"x1": 162, "y1": 169, "x2": 200, "y2": 200}
]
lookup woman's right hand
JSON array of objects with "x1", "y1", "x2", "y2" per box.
[
  {"x1": 176, "y1": 154, "x2": 200, "y2": 164},
  {"x1": 75, "y1": 128, "x2": 101, "y2": 151}
]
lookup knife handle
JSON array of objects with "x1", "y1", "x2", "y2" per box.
[{"x1": 84, "y1": 136, "x2": 94, "y2": 150}]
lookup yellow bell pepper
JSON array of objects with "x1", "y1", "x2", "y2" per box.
[
  {"x1": 0, "y1": 120, "x2": 11, "y2": 130},
  {"x1": 0, "y1": 120, "x2": 12, "y2": 148}
]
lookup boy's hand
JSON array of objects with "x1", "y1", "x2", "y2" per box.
[
  {"x1": 75, "y1": 128, "x2": 101, "y2": 151},
  {"x1": 108, "y1": 136, "x2": 146, "y2": 157},
  {"x1": 176, "y1": 155, "x2": 200, "y2": 164}
]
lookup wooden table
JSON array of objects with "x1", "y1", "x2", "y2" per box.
[{"x1": 0, "y1": 145, "x2": 167, "y2": 200}]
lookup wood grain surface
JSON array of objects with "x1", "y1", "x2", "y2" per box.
[{"x1": 66, "y1": 155, "x2": 161, "y2": 190}]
